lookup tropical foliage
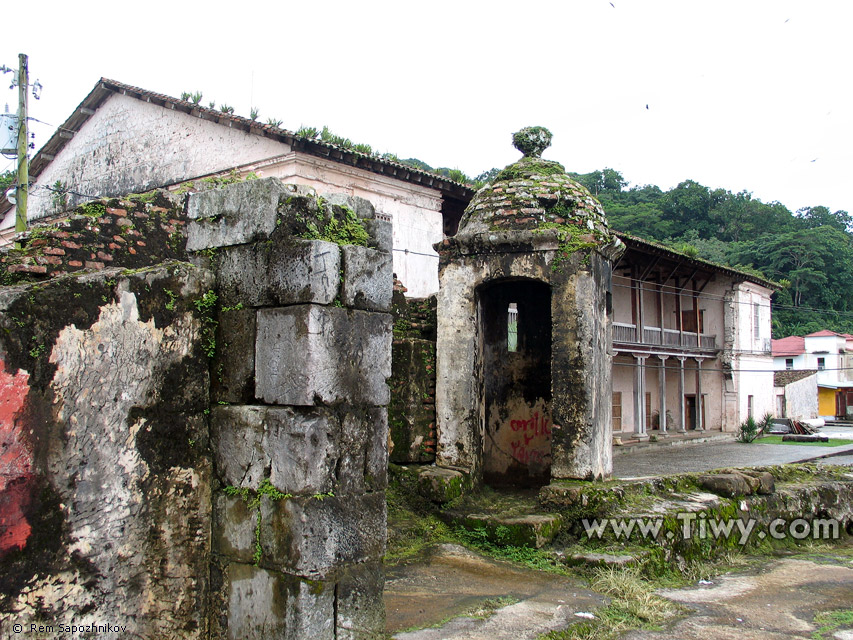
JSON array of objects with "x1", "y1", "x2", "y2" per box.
[{"x1": 564, "y1": 168, "x2": 853, "y2": 338}]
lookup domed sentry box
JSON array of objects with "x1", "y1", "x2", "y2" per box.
[{"x1": 434, "y1": 127, "x2": 624, "y2": 485}]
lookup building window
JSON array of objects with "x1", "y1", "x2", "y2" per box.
[
  {"x1": 507, "y1": 303, "x2": 518, "y2": 352},
  {"x1": 645, "y1": 392, "x2": 652, "y2": 429},
  {"x1": 785, "y1": 358, "x2": 794, "y2": 370},
  {"x1": 818, "y1": 357, "x2": 826, "y2": 370},
  {"x1": 748, "y1": 395, "x2": 754, "y2": 418},
  {"x1": 612, "y1": 392, "x2": 622, "y2": 431},
  {"x1": 753, "y1": 302, "x2": 760, "y2": 339}
]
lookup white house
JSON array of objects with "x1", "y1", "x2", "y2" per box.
[{"x1": 772, "y1": 330, "x2": 853, "y2": 419}]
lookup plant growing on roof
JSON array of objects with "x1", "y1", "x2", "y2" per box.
[
  {"x1": 297, "y1": 126, "x2": 319, "y2": 139},
  {"x1": 266, "y1": 117, "x2": 283, "y2": 127},
  {"x1": 219, "y1": 104, "x2": 234, "y2": 114},
  {"x1": 249, "y1": 107, "x2": 259, "y2": 121}
]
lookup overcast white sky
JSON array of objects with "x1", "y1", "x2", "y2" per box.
[{"x1": 2, "y1": 0, "x2": 851, "y2": 215}]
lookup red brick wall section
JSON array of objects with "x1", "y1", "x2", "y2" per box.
[
  {"x1": 1, "y1": 192, "x2": 188, "y2": 283},
  {"x1": 0, "y1": 363, "x2": 32, "y2": 557}
]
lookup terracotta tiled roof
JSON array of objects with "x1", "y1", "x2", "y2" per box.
[
  {"x1": 772, "y1": 336, "x2": 805, "y2": 357},
  {"x1": 774, "y1": 369, "x2": 818, "y2": 386},
  {"x1": 806, "y1": 329, "x2": 843, "y2": 337},
  {"x1": 616, "y1": 234, "x2": 779, "y2": 290}
]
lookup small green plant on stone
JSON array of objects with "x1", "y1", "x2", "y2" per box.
[
  {"x1": 224, "y1": 478, "x2": 293, "y2": 565},
  {"x1": 29, "y1": 342, "x2": 46, "y2": 359},
  {"x1": 164, "y1": 289, "x2": 177, "y2": 311},
  {"x1": 51, "y1": 181, "x2": 69, "y2": 212},
  {"x1": 78, "y1": 201, "x2": 106, "y2": 218},
  {"x1": 193, "y1": 290, "x2": 219, "y2": 358}
]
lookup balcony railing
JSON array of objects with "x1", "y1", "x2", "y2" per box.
[{"x1": 613, "y1": 322, "x2": 716, "y2": 350}]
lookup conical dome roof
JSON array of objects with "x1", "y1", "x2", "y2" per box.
[{"x1": 458, "y1": 126, "x2": 612, "y2": 239}]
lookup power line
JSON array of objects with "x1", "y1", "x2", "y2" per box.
[{"x1": 611, "y1": 280, "x2": 853, "y2": 320}]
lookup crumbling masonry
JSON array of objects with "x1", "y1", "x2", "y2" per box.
[{"x1": 0, "y1": 178, "x2": 391, "y2": 639}]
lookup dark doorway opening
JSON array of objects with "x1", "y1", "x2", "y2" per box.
[
  {"x1": 684, "y1": 395, "x2": 705, "y2": 430},
  {"x1": 479, "y1": 279, "x2": 552, "y2": 487}
]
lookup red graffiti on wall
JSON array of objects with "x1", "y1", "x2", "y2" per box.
[
  {"x1": 0, "y1": 364, "x2": 33, "y2": 556},
  {"x1": 509, "y1": 412, "x2": 551, "y2": 465}
]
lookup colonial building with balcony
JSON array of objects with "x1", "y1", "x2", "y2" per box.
[{"x1": 611, "y1": 235, "x2": 777, "y2": 442}]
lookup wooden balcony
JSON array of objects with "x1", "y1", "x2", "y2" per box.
[{"x1": 612, "y1": 322, "x2": 717, "y2": 354}]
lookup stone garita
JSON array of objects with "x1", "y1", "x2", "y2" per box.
[{"x1": 435, "y1": 128, "x2": 624, "y2": 485}]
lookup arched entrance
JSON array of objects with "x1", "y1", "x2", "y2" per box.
[{"x1": 478, "y1": 279, "x2": 552, "y2": 487}]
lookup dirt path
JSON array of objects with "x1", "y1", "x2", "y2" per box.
[
  {"x1": 386, "y1": 545, "x2": 853, "y2": 640},
  {"x1": 626, "y1": 555, "x2": 853, "y2": 640},
  {"x1": 385, "y1": 544, "x2": 604, "y2": 639}
]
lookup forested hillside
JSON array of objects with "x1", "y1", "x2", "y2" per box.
[{"x1": 566, "y1": 169, "x2": 853, "y2": 338}]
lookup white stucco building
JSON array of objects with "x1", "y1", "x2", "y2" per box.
[{"x1": 772, "y1": 330, "x2": 853, "y2": 419}]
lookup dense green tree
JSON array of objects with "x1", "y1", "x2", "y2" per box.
[
  {"x1": 795, "y1": 206, "x2": 853, "y2": 233},
  {"x1": 0, "y1": 170, "x2": 14, "y2": 195},
  {"x1": 567, "y1": 167, "x2": 853, "y2": 337}
]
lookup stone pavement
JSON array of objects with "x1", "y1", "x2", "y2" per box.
[{"x1": 613, "y1": 428, "x2": 853, "y2": 478}]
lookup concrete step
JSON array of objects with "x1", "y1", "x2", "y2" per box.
[{"x1": 613, "y1": 431, "x2": 734, "y2": 456}]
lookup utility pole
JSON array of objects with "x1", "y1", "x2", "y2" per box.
[{"x1": 16, "y1": 53, "x2": 28, "y2": 238}]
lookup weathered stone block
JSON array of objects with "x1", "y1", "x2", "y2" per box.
[
  {"x1": 338, "y1": 408, "x2": 389, "y2": 495},
  {"x1": 341, "y1": 245, "x2": 393, "y2": 311},
  {"x1": 336, "y1": 562, "x2": 386, "y2": 640},
  {"x1": 389, "y1": 338, "x2": 437, "y2": 464},
  {"x1": 698, "y1": 473, "x2": 756, "y2": 498},
  {"x1": 211, "y1": 405, "x2": 340, "y2": 495},
  {"x1": 417, "y1": 466, "x2": 466, "y2": 504},
  {"x1": 718, "y1": 469, "x2": 775, "y2": 495},
  {"x1": 217, "y1": 562, "x2": 335, "y2": 640},
  {"x1": 457, "y1": 513, "x2": 562, "y2": 548},
  {"x1": 187, "y1": 178, "x2": 297, "y2": 251},
  {"x1": 260, "y1": 493, "x2": 387, "y2": 578},
  {"x1": 323, "y1": 193, "x2": 376, "y2": 219},
  {"x1": 211, "y1": 405, "x2": 387, "y2": 497},
  {"x1": 216, "y1": 239, "x2": 340, "y2": 307},
  {"x1": 213, "y1": 493, "x2": 258, "y2": 564},
  {"x1": 212, "y1": 307, "x2": 256, "y2": 404},
  {"x1": 362, "y1": 218, "x2": 392, "y2": 253},
  {"x1": 255, "y1": 305, "x2": 392, "y2": 406}
]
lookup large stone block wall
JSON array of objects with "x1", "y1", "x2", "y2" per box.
[
  {"x1": 389, "y1": 281, "x2": 437, "y2": 463},
  {"x1": 189, "y1": 178, "x2": 392, "y2": 639},
  {"x1": 0, "y1": 262, "x2": 215, "y2": 639},
  {"x1": 0, "y1": 178, "x2": 392, "y2": 639}
]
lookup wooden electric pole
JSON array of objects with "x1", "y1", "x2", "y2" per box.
[{"x1": 15, "y1": 53, "x2": 28, "y2": 240}]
